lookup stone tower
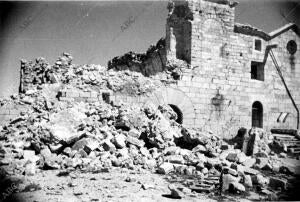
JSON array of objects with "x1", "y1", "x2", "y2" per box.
[{"x1": 166, "y1": 0, "x2": 237, "y2": 68}]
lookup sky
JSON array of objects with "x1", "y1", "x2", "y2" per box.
[{"x1": 0, "y1": 0, "x2": 300, "y2": 97}]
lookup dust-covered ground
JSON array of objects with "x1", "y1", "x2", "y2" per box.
[
  {"x1": 2, "y1": 161, "x2": 300, "y2": 202},
  {"x1": 1, "y1": 168, "x2": 221, "y2": 202}
]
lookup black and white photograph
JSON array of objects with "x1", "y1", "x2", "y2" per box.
[{"x1": 1, "y1": 0, "x2": 300, "y2": 201}]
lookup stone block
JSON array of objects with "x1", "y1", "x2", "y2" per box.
[
  {"x1": 244, "y1": 174, "x2": 253, "y2": 187},
  {"x1": 90, "y1": 91, "x2": 98, "y2": 98},
  {"x1": 269, "y1": 177, "x2": 287, "y2": 191},
  {"x1": 59, "y1": 97, "x2": 75, "y2": 102},
  {"x1": 242, "y1": 157, "x2": 256, "y2": 168},
  {"x1": 79, "y1": 91, "x2": 91, "y2": 98},
  {"x1": 255, "y1": 157, "x2": 268, "y2": 169},
  {"x1": 226, "y1": 153, "x2": 238, "y2": 162},
  {"x1": 9, "y1": 109, "x2": 19, "y2": 115},
  {"x1": 113, "y1": 134, "x2": 126, "y2": 149},
  {"x1": 23, "y1": 150, "x2": 39, "y2": 163},
  {"x1": 102, "y1": 140, "x2": 116, "y2": 152},
  {"x1": 165, "y1": 155, "x2": 185, "y2": 165},
  {"x1": 222, "y1": 174, "x2": 239, "y2": 192},
  {"x1": 86, "y1": 98, "x2": 98, "y2": 102},
  {"x1": 126, "y1": 136, "x2": 144, "y2": 148},
  {"x1": 66, "y1": 90, "x2": 79, "y2": 98},
  {"x1": 157, "y1": 162, "x2": 174, "y2": 174}
]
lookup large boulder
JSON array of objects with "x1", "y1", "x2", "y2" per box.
[
  {"x1": 242, "y1": 157, "x2": 256, "y2": 168},
  {"x1": 126, "y1": 136, "x2": 144, "y2": 148},
  {"x1": 157, "y1": 162, "x2": 174, "y2": 174},
  {"x1": 222, "y1": 174, "x2": 239, "y2": 192},
  {"x1": 46, "y1": 105, "x2": 87, "y2": 143},
  {"x1": 243, "y1": 128, "x2": 270, "y2": 156},
  {"x1": 113, "y1": 134, "x2": 126, "y2": 148}
]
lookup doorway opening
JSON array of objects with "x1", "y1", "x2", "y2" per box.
[
  {"x1": 252, "y1": 101, "x2": 263, "y2": 128},
  {"x1": 168, "y1": 104, "x2": 183, "y2": 124}
]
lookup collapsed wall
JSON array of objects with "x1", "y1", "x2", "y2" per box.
[
  {"x1": 107, "y1": 0, "x2": 300, "y2": 138},
  {"x1": 0, "y1": 61, "x2": 296, "y2": 199},
  {"x1": 108, "y1": 38, "x2": 167, "y2": 76}
]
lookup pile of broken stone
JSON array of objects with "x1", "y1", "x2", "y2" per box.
[
  {"x1": 20, "y1": 53, "x2": 160, "y2": 96},
  {"x1": 0, "y1": 54, "x2": 296, "y2": 200}
]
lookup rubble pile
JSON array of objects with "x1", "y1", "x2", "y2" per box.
[
  {"x1": 108, "y1": 38, "x2": 166, "y2": 77},
  {"x1": 108, "y1": 38, "x2": 190, "y2": 81},
  {"x1": 0, "y1": 98, "x2": 296, "y2": 200},
  {"x1": 21, "y1": 53, "x2": 161, "y2": 96},
  {"x1": 0, "y1": 54, "x2": 298, "y2": 200}
]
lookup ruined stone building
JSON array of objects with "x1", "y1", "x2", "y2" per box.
[
  {"x1": 2, "y1": 0, "x2": 299, "y2": 138},
  {"x1": 109, "y1": 0, "x2": 300, "y2": 138}
]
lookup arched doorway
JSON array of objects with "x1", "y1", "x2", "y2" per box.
[
  {"x1": 143, "y1": 87, "x2": 196, "y2": 127},
  {"x1": 252, "y1": 101, "x2": 263, "y2": 128},
  {"x1": 168, "y1": 104, "x2": 183, "y2": 124}
]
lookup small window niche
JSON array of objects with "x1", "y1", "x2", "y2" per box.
[
  {"x1": 287, "y1": 40, "x2": 297, "y2": 55},
  {"x1": 251, "y1": 61, "x2": 264, "y2": 81},
  {"x1": 254, "y1": 39, "x2": 262, "y2": 51}
]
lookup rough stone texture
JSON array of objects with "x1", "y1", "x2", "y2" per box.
[
  {"x1": 108, "y1": 38, "x2": 167, "y2": 76},
  {"x1": 157, "y1": 162, "x2": 174, "y2": 174},
  {"x1": 105, "y1": 0, "x2": 300, "y2": 138},
  {"x1": 16, "y1": 0, "x2": 300, "y2": 139},
  {"x1": 0, "y1": 102, "x2": 29, "y2": 125},
  {"x1": 165, "y1": 0, "x2": 300, "y2": 137},
  {"x1": 269, "y1": 177, "x2": 287, "y2": 190}
]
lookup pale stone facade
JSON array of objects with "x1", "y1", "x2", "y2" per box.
[
  {"x1": 109, "y1": 0, "x2": 300, "y2": 138},
  {"x1": 162, "y1": 0, "x2": 300, "y2": 137}
]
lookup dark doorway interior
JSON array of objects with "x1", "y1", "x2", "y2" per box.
[
  {"x1": 252, "y1": 101, "x2": 263, "y2": 128},
  {"x1": 168, "y1": 104, "x2": 183, "y2": 124}
]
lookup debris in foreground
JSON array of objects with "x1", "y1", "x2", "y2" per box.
[{"x1": 0, "y1": 54, "x2": 299, "y2": 201}]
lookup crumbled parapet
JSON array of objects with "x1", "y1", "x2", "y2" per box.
[
  {"x1": 234, "y1": 23, "x2": 270, "y2": 40},
  {"x1": 204, "y1": 0, "x2": 238, "y2": 7},
  {"x1": 20, "y1": 57, "x2": 53, "y2": 93},
  {"x1": 164, "y1": 58, "x2": 190, "y2": 80},
  {"x1": 19, "y1": 53, "x2": 162, "y2": 103},
  {"x1": 54, "y1": 52, "x2": 73, "y2": 67},
  {"x1": 108, "y1": 39, "x2": 190, "y2": 82},
  {"x1": 108, "y1": 38, "x2": 166, "y2": 76}
]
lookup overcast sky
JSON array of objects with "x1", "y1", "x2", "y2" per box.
[{"x1": 0, "y1": 0, "x2": 300, "y2": 97}]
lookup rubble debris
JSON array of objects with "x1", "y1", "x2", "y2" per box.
[
  {"x1": 157, "y1": 163, "x2": 174, "y2": 174},
  {"x1": 20, "y1": 53, "x2": 161, "y2": 98},
  {"x1": 0, "y1": 53, "x2": 298, "y2": 201},
  {"x1": 108, "y1": 38, "x2": 166, "y2": 77},
  {"x1": 168, "y1": 184, "x2": 191, "y2": 199}
]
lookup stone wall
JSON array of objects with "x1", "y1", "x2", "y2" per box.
[
  {"x1": 58, "y1": 88, "x2": 103, "y2": 103},
  {"x1": 110, "y1": 86, "x2": 197, "y2": 128},
  {"x1": 166, "y1": 0, "x2": 193, "y2": 63},
  {"x1": 110, "y1": 0, "x2": 300, "y2": 138},
  {"x1": 163, "y1": 0, "x2": 300, "y2": 138},
  {"x1": 108, "y1": 38, "x2": 167, "y2": 76},
  {"x1": 0, "y1": 103, "x2": 29, "y2": 126}
]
